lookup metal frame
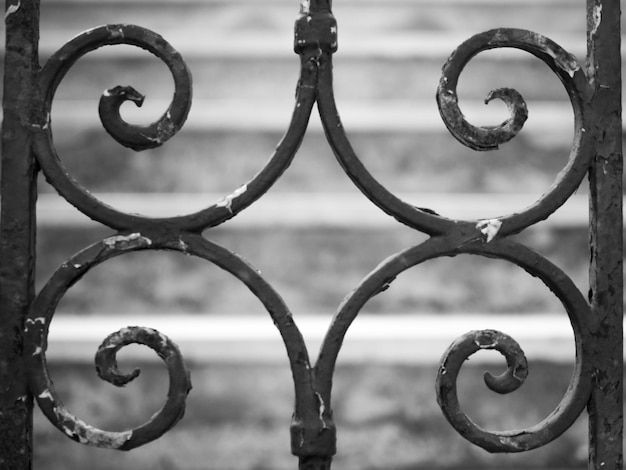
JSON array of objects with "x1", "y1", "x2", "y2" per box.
[{"x1": 0, "y1": 0, "x2": 622, "y2": 468}]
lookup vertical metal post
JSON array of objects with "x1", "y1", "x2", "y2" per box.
[
  {"x1": 0, "y1": 0, "x2": 40, "y2": 468},
  {"x1": 587, "y1": 0, "x2": 623, "y2": 469}
]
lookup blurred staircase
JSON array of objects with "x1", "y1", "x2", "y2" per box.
[{"x1": 3, "y1": 0, "x2": 623, "y2": 355}]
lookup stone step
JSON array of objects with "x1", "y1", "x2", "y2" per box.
[
  {"x1": 44, "y1": 313, "x2": 586, "y2": 364},
  {"x1": 36, "y1": 221, "x2": 590, "y2": 317},
  {"x1": 47, "y1": 98, "x2": 577, "y2": 133},
  {"x1": 38, "y1": 0, "x2": 591, "y2": 41},
  {"x1": 35, "y1": 0, "x2": 594, "y2": 68},
  {"x1": 42, "y1": 51, "x2": 580, "y2": 103},
  {"x1": 40, "y1": 119, "x2": 584, "y2": 195},
  {"x1": 36, "y1": 192, "x2": 592, "y2": 228},
  {"x1": 6, "y1": 2, "x2": 616, "y2": 109}
]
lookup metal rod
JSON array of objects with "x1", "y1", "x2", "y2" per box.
[
  {"x1": 587, "y1": 0, "x2": 623, "y2": 469},
  {"x1": 0, "y1": 0, "x2": 40, "y2": 468}
]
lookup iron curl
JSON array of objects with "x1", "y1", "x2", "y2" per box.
[
  {"x1": 430, "y1": 238, "x2": 593, "y2": 453},
  {"x1": 436, "y1": 330, "x2": 532, "y2": 451},
  {"x1": 26, "y1": 321, "x2": 191, "y2": 450},
  {"x1": 38, "y1": 24, "x2": 192, "y2": 150},
  {"x1": 25, "y1": 230, "x2": 313, "y2": 450},
  {"x1": 437, "y1": 28, "x2": 582, "y2": 151},
  {"x1": 23, "y1": 233, "x2": 195, "y2": 450}
]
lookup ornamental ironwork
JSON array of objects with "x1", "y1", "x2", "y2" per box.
[{"x1": 0, "y1": 1, "x2": 622, "y2": 469}]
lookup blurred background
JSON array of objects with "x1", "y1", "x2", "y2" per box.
[{"x1": 1, "y1": 0, "x2": 624, "y2": 468}]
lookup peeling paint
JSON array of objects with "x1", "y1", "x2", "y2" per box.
[
  {"x1": 25, "y1": 317, "x2": 46, "y2": 327},
  {"x1": 216, "y1": 184, "x2": 247, "y2": 213},
  {"x1": 315, "y1": 392, "x2": 328, "y2": 429},
  {"x1": 497, "y1": 435, "x2": 524, "y2": 451},
  {"x1": 476, "y1": 219, "x2": 502, "y2": 242},
  {"x1": 538, "y1": 36, "x2": 580, "y2": 78},
  {"x1": 300, "y1": 0, "x2": 310, "y2": 14},
  {"x1": 29, "y1": 121, "x2": 49, "y2": 131},
  {"x1": 103, "y1": 233, "x2": 152, "y2": 250},
  {"x1": 177, "y1": 238, "x2": 189, "y2": 253},
  {"x1": 475, "y1": 337, "x2": 497, "y2": 349},
  {"x1": 106, "y1": 25, "x2": 125, "y2": 39},
  {"x1": 591, "y1": 3, "x2": 603, "y2": 37},
  {"x1": 4, "y1": 0, "x2": 20, "y2": 21},
  {"x1": 55, "y1": 407, "x2": 132, "y2": 448},
  {"x1": 38, "y1": 389, "x2": 53, "y2": 401}
]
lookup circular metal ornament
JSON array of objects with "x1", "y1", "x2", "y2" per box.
[
  {"x1": 33, "y1": 25, "x2": 317, "y2": 232},
  {"x1": 317, "y1": 29, "x2": 592, "y2": 236},
  {"x1": 316, "y1": 236, "x2": 592, "y2": 452},
  {"x1": 25, "y1": 231, "x2": 310, "y2": 449}
]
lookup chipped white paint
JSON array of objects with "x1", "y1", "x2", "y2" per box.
[
  {"x1": 476, "y1": 218, "x2": 502, "y2": 242},
  {"x1": 216, "y1": 184, "x2": 247, "y2": 213},
  {"x1": 117, "y1": 326, "x2": 133, "y2": 337},
  {"x1": 315, "y1": 392, "x2": 328, "y2": 429},
  {"x1": 30, "y1": 121, "x2": 48, "y2": 130},
  {"x1": 300, "y1": 0, "x2": 310, "y2": 14},
  {"x1": 32, "y1": 346, "x2": 42, "y2": 356},
  {"x1": 38, "y1": 389, "x2": 54, "y2": 400},
  {"x1": 26, "y1": 317, "x2": 46, "y2": 327},
  {"x1": 591, "y1": 3, "x2": 603, "y2": 37},
  {"x1": 107, "y1": 26, "x2": 125, "y2": 39},
  {"x1": 55, "y1": 407, "x2": 132, "y2": 448},
  {"x1": 538, "y1": 36, "x2": 580, "y2": 78},
  {"x1": 177, "y1": 237, "x2": 189, "y2": 253},
  {"x1": 475, "y1": 338, "x2": 497, "y2": 349},
  {"x1": 4, "y1": 0, "x2": 20, "y2": 20},
  {"x1": 103, "y1": 232, "x2": 152, "y2": 250}
]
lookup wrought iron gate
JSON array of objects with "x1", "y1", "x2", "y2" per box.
[{"x1": 0, "y1": 0, "x2": 623, "y2": 468}]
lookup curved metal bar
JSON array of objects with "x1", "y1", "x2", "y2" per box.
[
  {"x1": 40, "y1": 24, "x2": 192, "y2": 151},
  {"x1": 315, "y1": 235, "x2": 592, "y2": 452},
  {"x1": 316, "y1": 52, "x2": 455, "y2": 236},
  {"x1": 437, "y1": 29, "x2": 594, "y2": 236},
  {"x1": 317, "y1": 28, "x2": 594, "y2": 237},
  {"x1": 33, "y1": 26, "x2": 318, "y2": 233},
  {"x1": 438, "y1": 28, "x2": 579, "y2": 151},
  {"x1": 25, "y1": 230, "x2": 314, "y2": 451}
]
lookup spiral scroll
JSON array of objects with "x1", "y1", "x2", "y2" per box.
[
  {"x1": 38, "y1": 24, "x2": 192, "y2": 151},
  {"x1": 437, "y1": 28, "x2": 584, "y2": 151},
  {"x1": 32, "y1": 23, "x2": 318, "y2": 232},
  {"x1": 25, "y1": 231, "x2": 312, "y2": 450},
  {"x1": 317, "y1": 235, "x2": 593, "y2": 454}
]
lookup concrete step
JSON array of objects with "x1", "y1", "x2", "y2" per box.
[
  {"x1": 42, "y1": 51, "x2": 580, "y2": 103},
  {"x1": 39, "y1": 0, "x2": 590, "y2": 42},
  {"x1": 44, "y1": 312, "x2": 585, "y2": 364},
  {"x1": 4, "y1": 1, "x2": 616, "y2": 116},
  {"x1": 46, "y1": 98, "x2": 578, "y2": 133},
  {"x1": 39, "y1": 122, "x2": 584, "y2": 195},
  {"x1": 36, "y1": 192, "x2": 593, "y2": 228}
]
